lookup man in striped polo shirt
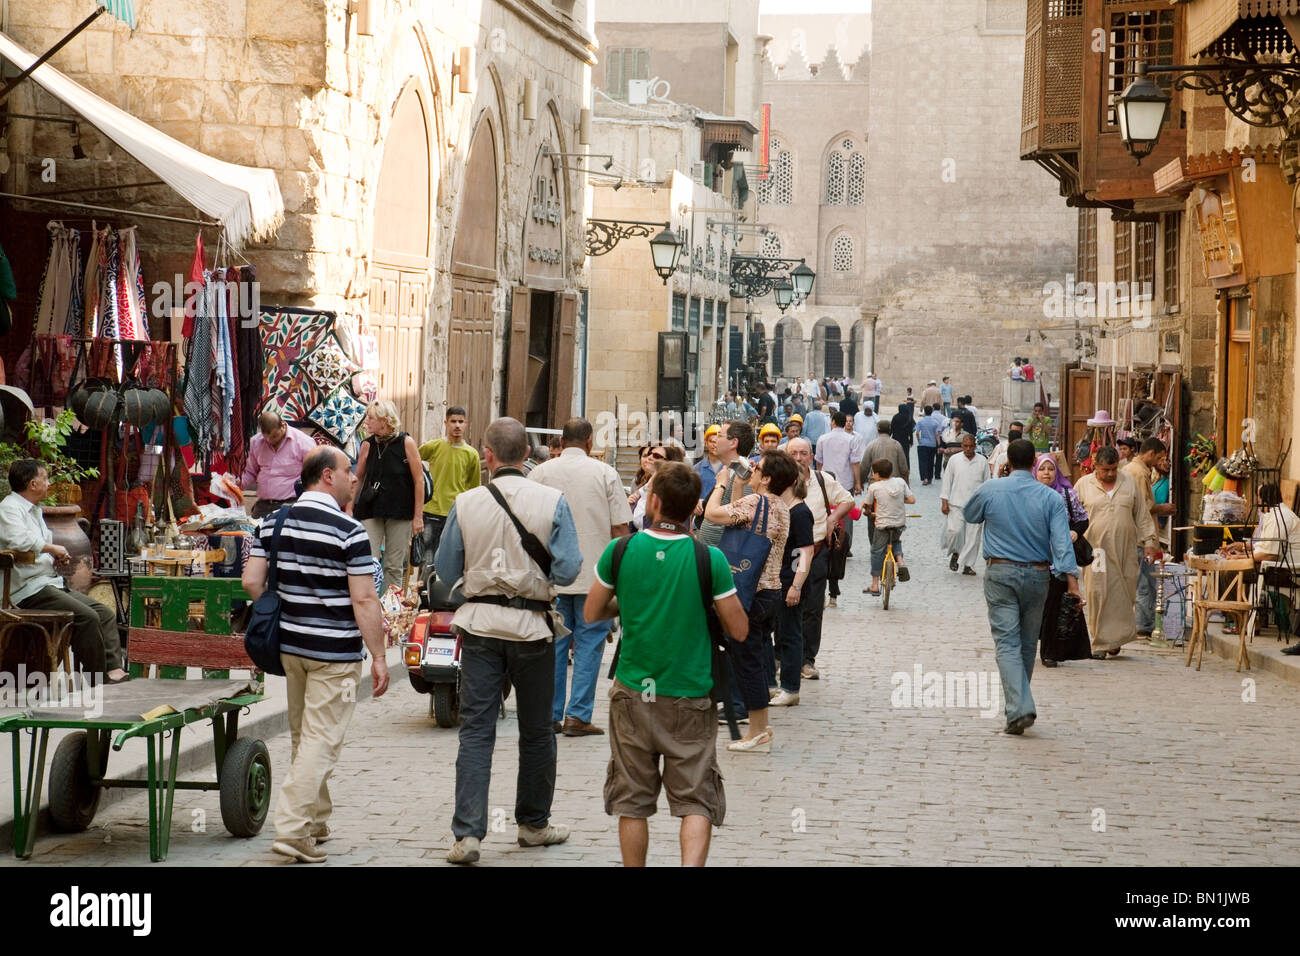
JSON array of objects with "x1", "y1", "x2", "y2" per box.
[{"x1": 243, "y1": 445, "x2": 389, "y2": 864}]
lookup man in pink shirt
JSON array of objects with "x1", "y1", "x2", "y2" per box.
[{"x1": 241, "y1": 411, "x2": 318, "y2": 518}]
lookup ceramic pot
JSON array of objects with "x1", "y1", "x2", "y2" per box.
[{"x1": 42, "y1": 504, "x2": 94, "y2": 593}]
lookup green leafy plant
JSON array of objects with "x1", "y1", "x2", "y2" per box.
[{"x1": 0, "y1": 410, "x2": 99, "y2": 503}]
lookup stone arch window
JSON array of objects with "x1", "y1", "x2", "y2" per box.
[
  {"x1": 825, "y1": 135, "x2": 864, "y2": 206},
  {"x1": 832, "y1": 233, "x2": 855, "y2": 273},
  {"x1": 758, "y1": 136, "x2": 793, "y2": 206},
  {"x1": 761, "y1": 231, "x2": 783, "y2": 258}
]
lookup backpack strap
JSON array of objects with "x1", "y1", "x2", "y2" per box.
[
  {"x1": 695, "y1": 538, "x2": 740, "y2": 740},
  {"x1": 486, "y1": 482, "x2": 553, "y2": 576},
  {"x1": 605, "y1": 533, "x2": 635, "y2": 680}
]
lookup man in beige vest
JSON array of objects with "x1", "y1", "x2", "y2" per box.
[{"x1": 434, "y1": 417, "x2": 582, "y2": 865}]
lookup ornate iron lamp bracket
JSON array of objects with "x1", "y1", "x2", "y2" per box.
[
  {"x1": 729, "y1": 254, "x2": 807, "y2": 301},
  {"x1": 1150, "y1": 59, "x2": 1300, "y2": 128},
  {"x1": 585, "y1": 218, "x2": 667, "y2": 257}
]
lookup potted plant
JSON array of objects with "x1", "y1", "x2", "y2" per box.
[{"x1": 17, "y1": 410, "x2": 99, "y2": 504}]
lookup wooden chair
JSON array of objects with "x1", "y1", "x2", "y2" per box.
[
  {"x1": 1186, "y1": 555, "x2": 1254, "y2": 672},
  {"x1": 0, "y1": 551, "x2": 77, "y2": 678}
]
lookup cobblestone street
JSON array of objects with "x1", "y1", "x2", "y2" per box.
[{"x1": 9, "y1": 479, "x2": 1300, "y2": 867}]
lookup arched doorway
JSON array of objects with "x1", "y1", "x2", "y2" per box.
[
  {"x1": 449, "y1": 118, "x2": 499, "y2": 449},
  {"x1": 813, "y1": 318, "x2": 842, "y2": 378},
  {"x1": 370, "y1": 82, "x2": 433, "y2": 435}
]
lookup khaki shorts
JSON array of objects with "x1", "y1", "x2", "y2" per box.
[{"x1": 603, "y1": 680, "x2": 726, "y2": 826}]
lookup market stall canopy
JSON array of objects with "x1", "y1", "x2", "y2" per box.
[{"x1": 0, "y1": 29, "x2": 283, "y2": 248}]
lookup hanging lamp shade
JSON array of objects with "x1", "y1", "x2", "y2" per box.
[{"x1": 81, "y1": 389, "x2": 120, "y2": 429}]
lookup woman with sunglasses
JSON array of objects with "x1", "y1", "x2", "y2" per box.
[{"x1": 629, "y1": 444, "x2": 683, "y2": 530}]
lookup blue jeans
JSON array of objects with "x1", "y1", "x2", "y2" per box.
[
  {"x1": 452, "y1": 632, "x2": 556, "y2": 840},
  {"x1": 1135, "y1": 548, "x2": 1156, "y2": 633},
  {"x1": 983, "y1": 562, "x2": 1050, "y2": 724},
  {"x1": 728, "y1": 588, "x2": 781, "y2": 715},
  {"x1": 870, "y1": 526, "x2": 904, "y2": 577},
  {"x1": 554, "y1": 593, "x2": 612, "y2": 723},
  {"x1": 918, "y1": 445, "x2": 937, "y2": 483}
]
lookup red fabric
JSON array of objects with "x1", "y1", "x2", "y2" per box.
[{"x1": 183, "y1": 233, "x2": 204, "y2": 338}]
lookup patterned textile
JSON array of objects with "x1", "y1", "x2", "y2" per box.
[
  {"x1": 30, "y1": 334, "x2": 78, "y2": 405},
  {"x1": 259, "y1": 307, "x2": 334, "y2": 423},
  {"x1": 133, "y1": 341, "x2": 178, "y2": 390},
  {"x1": 235, "y1": 266, "x2": 263, "y2": 447},
  {"x1": 34, "y1": 224, "x2": 83, "y2": 336},
  {"x1": 184, "y1": 282, "x2": 213, "y2": 456},
  {"x1": 225, "y1": 285, "x2": 246, "y2": 476},
  {"x1": 351, "y1": 370, "x2": 378, "y2": 404},
  {"x1": 211, "y1": 269, "x2": 235, "y2": 451},
  {"x1": 307, "y1": 384, "x2": 368, "y2": 446},
  {"x1": 114, "y1": 226, "x2": 147, "y2": 340},
  {"x1": 303, "y1": 334, "x2": 359, "y2": 394}
]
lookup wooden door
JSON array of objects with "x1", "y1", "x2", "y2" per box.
[
  {"x1": 448, "y1": 276, "x2": 496, "y2": 450},
  {"x1": 550, "y1": 292, "x2": 578, "y2": 426},
  {"x1": 507, "y1": 287, "x2": 531, "y2": 423},
  {"x1": 368, "y1": 264, "x2": 428, "y2": 435},
  {"x1": 1064, "y1": 367, "x2": 1095, "y2": 480},
  {"x1": 1223, "y1": 297, "x2": 1252, "y2": 455}
]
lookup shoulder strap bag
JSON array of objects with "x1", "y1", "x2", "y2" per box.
[
  {"x1": 486, "y1": 482, "x2": 553, "y2": 576},
  {"x1": 243, "y1": 505, "x2": 291, "y2": 676},
  {"x1": 717, "y1": 495, "x2": 773, "y2": 611}
]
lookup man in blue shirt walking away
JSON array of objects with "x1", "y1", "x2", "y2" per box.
[{"x1": 963, "y1": 439, "x2": 1082, "y2": 735}]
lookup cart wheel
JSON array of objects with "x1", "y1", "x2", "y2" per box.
[
  {"x1": 219, "y1": 738, "x2": 271, "y2": 838},
  {"x1": 49, "y1": 732, "x2": 106, "y2": 832},
  {"x1": 432, "y1": 683, "x2": 459, "y2": 728}
]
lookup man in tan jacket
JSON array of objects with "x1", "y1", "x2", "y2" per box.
[{"x1": 434, "y1": 417, "x2": 582, "y2": 864}]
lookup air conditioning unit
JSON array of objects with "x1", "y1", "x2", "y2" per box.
[{"x1": 627, "y1": 79, "x2": 649, "y2": 105}]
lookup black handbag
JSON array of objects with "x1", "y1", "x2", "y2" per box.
[
  {"x1": 410, "y1": 530, "x2": 427, "y2": 568},
  {"x1": 1073, "y1": 534, "x2": 1094, "y2": 568},
  {"x1": 243, "y1": 506, "x2": 291, "y2": 676}
]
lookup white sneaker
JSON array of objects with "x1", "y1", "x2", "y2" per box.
[
  {"x1": 801, "y1": 664, "x2": 819, "y2": 680},
  {"x1": 447, "y1": 836, "x2": 481, "y2": 864},
  {"x1": 826, "y1": 597, "x2": 837, "y2": 608},
  {"x1": 769, "y1": 690, "x2": 800, "y2": 707}
]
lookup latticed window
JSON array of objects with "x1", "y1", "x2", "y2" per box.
[
  {"x1": 825, "y1": 136, "x2": 865, "y2": 206},
  {"x1": 846, "y1": 151, "x2": 865, "y2": 205},
  {"x1": 825, "y1": 152, "x2": 845, "y2": 205},
  {"x1": 758, "y1": 138, "x2": 793, "y2": 206},
  {"x1": 717, "y1": 301, "x2": 727, "y2": 330},
  {"x1": 1163, "y1": 212, "x2": 1180, "y2": 310},
  {"x1": 704, "y1": 299, "x2": 715, "y2": 328},
  {"x1": 1135, "y1": 221, "x2": 1156, "y2": 290},
  {"x1": 1106, "y1": 6, "x2": 1175, "y2": 128},
  {"x1": 761, "y1": 231, "x2": 783, "y2": 258},
  {"x1": 1114, "y1": 220, "x2": 1132, "y2": 287},
  {"x1": 689, "y1": 297, "x2": 701, "y2": 336},
  {"x1": 671, "y1": 293, "x2": 686, "y2": 331},
  {"x1": 1077, "y1": 208, "x2": 1097, "y2": 285},
  {"x1": 832, "y1": 234, "x2": 854, "y2": 273}
]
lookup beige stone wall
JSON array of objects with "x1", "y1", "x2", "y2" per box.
[
  {"x1": 1, "y1": 0, "x2": 594, "y2": 441},
  {"x1": 864, "y1": 0, "x2": 1077, "y2": 410}
]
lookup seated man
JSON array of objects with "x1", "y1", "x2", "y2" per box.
[{"x1": 0, "y1": 459, "x2": 127, "y2": 682}]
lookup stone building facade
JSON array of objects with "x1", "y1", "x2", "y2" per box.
[
  {"x1": 864, "y1": 0, "x2": 1077, "y2": 411},
  {"x1": 0, "y1": 0, "x2": 596, "y2": 447},
  {"x1": 749, "y1": 31, "x2": 869, "y2": 387}
]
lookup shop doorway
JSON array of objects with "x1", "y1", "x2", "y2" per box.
[
  {"x1": 1223, "y1": 296, "x2": 1252, "y2": 455},
  {"x1": 507, "y1": 288, "x2": 578, "y2": 429},
  {"x1": 449, "y1": 119, "x2": 500, "y2": 450},
  {"x1": 370, "y1": 83, "x2": 433, "y2": 435}
]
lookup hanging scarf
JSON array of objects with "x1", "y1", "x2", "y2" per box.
[{"x1": 183, "y1": 278, "x2": 213, "y2": 458}]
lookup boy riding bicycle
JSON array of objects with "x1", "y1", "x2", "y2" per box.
[{"x1": 861, "y1": 458, "x2": 916, "y2": 596}]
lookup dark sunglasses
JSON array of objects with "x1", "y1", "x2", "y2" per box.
[{"x1": 648, "y1": 451, "x2": 667, "y2": 461}]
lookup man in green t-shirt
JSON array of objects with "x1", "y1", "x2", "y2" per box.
[
  {"x1": 419, "y1": 407, "x2": 481, "y2": 576},
  {"x1": 1025, "y1": 402, "x2": 1054, "y2": 453},
  {"x1": 585, "y1": 462, "x2": 748, "y2": 867}
]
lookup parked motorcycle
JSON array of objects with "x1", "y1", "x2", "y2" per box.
[
  {"x1": 976, "y1": 418, "x2": 999, "y2": 459},
  {"x1": 402, "y1": 578, "x2": 463, "y2": 727}
]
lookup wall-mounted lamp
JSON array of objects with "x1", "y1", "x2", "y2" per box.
[
  {"x1": 578, "y1": 107, "x2": 592, "y2": 147},
  {"x1": 522, "y1": 78, "x2": 538, "y2": 122},
  {"x1": 452, "y1": 46, "x2": 475, "y2": 96},
  {"x1": 71, "y1": 124, "x2": 85, "y2": 160},
  {"x1": 349, "y1": 0, "x2": 376, "y2": 37}
]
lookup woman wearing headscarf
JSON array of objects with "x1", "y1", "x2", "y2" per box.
[
  {"x1": 1034, "y1": 454, "x2": 1092, "y2": 666},
  {"x1": 893, "y1": 401, "x2": 915, "y2": 473}
]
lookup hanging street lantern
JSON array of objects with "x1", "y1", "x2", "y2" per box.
[
  {"x1": 1117, "y1": 63, "x2": 1172, "y2": 163},
  {"x1": 649, "y1": 226, "x2": 684, "y2": 284},
  {"x1": 773, "y1": 278, "x2": 795, "y2": 313}
]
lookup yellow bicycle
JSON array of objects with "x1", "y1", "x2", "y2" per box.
[{"x1": 880, "y1": 538, "x2": 898, "y2": 609}]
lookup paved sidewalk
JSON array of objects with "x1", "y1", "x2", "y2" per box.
[{"x1": 6, "y1": 477, "x2": 1300, "y2": 866}]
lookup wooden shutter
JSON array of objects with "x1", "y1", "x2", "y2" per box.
[
  {"x1": 550, "y1": 292, "x2": 578, "y2": 426},
  {"x1": 607, "y1": 48, "x2": 624, "y2": 97},
  {"x1": 507, "y1": 287, "x2": 531, "y2": 422}
]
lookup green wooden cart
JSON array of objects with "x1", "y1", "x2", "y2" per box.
[{"x1": 0, "y1": 576, "x2": 271, "y2": 862}]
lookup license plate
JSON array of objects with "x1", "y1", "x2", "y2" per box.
[{"x1": 423, "y1": 638, "x2": 456, "y2": 663}]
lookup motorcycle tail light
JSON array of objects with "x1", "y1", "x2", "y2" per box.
[{"x1": 404, "y1": 645, "x2": 422, "y2": 667}]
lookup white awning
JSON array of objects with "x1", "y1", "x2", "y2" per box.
[{"x1": 0, "y1": 29, "x2": 283, "y2": 248}]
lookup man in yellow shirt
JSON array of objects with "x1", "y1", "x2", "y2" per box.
[{"x1": 420, "y1": 407, "x2": 481, "y2": 579}]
